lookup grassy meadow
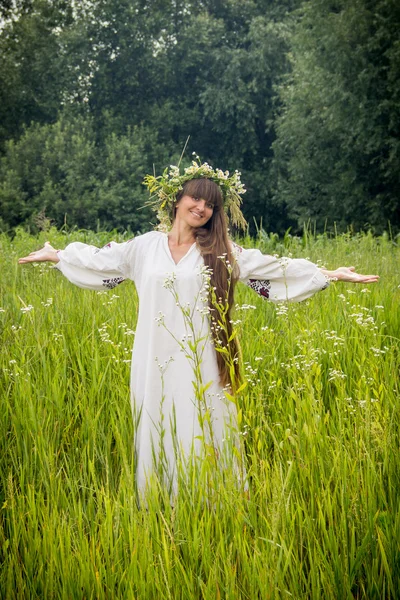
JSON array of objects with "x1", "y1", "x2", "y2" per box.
[{"x1": 0, "y1": 228, "x2": 399, "y2": 599}]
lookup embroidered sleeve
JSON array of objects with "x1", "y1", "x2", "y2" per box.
[
  {"x1": 235, "y1": 245, "x2": 329, "y2": 303},
  {"x1": 55, "y1": 239, "x2": 136, "y2": 290}
]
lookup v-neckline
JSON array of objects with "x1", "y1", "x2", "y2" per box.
[{"x1": 164, "y1": 234, "x2": 197, "y2": 266}]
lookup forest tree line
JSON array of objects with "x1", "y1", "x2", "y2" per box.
[{"x1": 0, "y1": 0, "x2": 399, "y2": 235}]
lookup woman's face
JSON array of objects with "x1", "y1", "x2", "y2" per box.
[{"x1": 175, "y1": 195, "x2": 214, "y2": 228}]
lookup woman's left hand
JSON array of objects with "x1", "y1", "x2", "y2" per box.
[
  {"x1": 18, "y1": 241, "x2": 59, "y2": 264},
  {"x1": 320, "y1": 266, "x2": 379, "y2": 284}
]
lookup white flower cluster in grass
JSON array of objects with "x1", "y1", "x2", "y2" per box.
[
  {"x1": 281, "y1": 348, "x2": 321, "y2": 371},
  {"x1": 235, "y1": 303, "x2": 256, "y2": 311},
  {"x1": 241, "y1": 303, "x2": 256, "y2": 311},
  {"x1": 328, "y1": 368, "x2": 347, "y2": 382},
  {"x1": 275, "y1": 304, "x2": 289, "y2": 318},
  {"x1": 261, "y1": 325, "x2": 274, "y2": 334},
  {"x1": 20, "y1": 304, "x2": 34, "y2": 313},
  {"x1": 322, "y1": 330, "x2": 345, "y2": 355},
  {"x1": 4, "y1": 360, "x2": 31, "y2": 383},
  {"x1": 163, "y1": 272, "x2": 176, "y2": 290},
  {"x1": 370, "y1": 346, "x2": 388, "y2": 357},
  {"x1": 338, "y1": 295, "x2": 386, "y2": 331},
  {"x1": 238, "y1": 423, "x2": 250, "y2": 438},
  {"x1": 348, "y1": 306, "x2": 378, "y2": 330},
  {"x1": 344, "y1": 396, "x2": 380, "y2": 415},
  {"x1": 180, "y1": 333, "x2": 193, "y2": 343},
  {"x1": 154, "y1": 311, "x2": 166, "y2": 326},
  {"x1": 32, "y1": 263, "x2": 52, "y2": 276},
  {"x1": 118, "y1": 323, "x2": 135, "y2": 336},
  {"x1": 243, "y1": 361, "x2": 260, "y2": 386},
  {"x1": 361, "y1": 374, "x2": 375, "y2": 385},
  {"x1": 102, "y1": 293, "x2": 119, "y2": 306},
  {"x1": 277, "y1": 256, "x2": 291, "y2": 270},
  {"x1": 196, "y1": 304, "x2": 211, "y2": 317},
  {"x1": 97, "y1": 322, "x2": 132, "y2": 363},
  {"x1": 323, "y1": 330, "x2": 345, "y2": 346},
  {"x1": 155, "y1": 355, "x2": 174, "y2": 375},
  {"x1": 98, "y1": 324, "x2": 112, "y2": 344},
  {"x1": 229, "y1": 319, "x2": 242, "y2": 326},
  {"x1": 41, "y1": 297, "x2": 53, "y2": 307},
  {"x1": 217, "y1": 253, "x2": 233, "y2": 272}
]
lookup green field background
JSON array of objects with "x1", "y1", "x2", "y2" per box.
[{"x1": 1, "y1": 229, "x2": 399, "y2": 599}]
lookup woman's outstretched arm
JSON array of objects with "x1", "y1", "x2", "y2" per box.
[
  {"x1": 19, "y1": 239, "x2": 136, "y2": 290},
  {"x1": 235, "y1": 244, "x2": 379, "y2": 303}
]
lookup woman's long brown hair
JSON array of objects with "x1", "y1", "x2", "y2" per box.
[{"x1": 175, "y1": 179, "x2": 241, "y2": 391}]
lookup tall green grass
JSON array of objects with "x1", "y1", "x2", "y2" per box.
[{"x1": 1, "y1": 228, "x2": 399, "y2": 599}]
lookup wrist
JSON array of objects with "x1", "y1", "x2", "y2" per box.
[
  {"x1": 50, "y1": 250, "x2": 60, "y2": 263},
  {"x1": 320, "y1": 268, "x2": 336, "y2": 280}
]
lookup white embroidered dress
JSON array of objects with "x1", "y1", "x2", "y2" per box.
[{"x1": 56, "y1": 231, "x2": 328, "y2": 492}]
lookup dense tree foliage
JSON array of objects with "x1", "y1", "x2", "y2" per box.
[
  {"x1": 0, "y1": 0, "x2": 398, "y2": 233},
  {"x1": 273, "y1": 0, "x2": 400, "y2": 232}
]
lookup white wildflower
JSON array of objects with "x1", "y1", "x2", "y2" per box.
[
  {"x1": 41, "y1": 297, "x2": 53, "y2": 307},
  {"x1": 236, "y1": 304, "x2": 257, "y2": 311},
  {"x1": 328, "y1": 368, "x2": 347, "y2": 382},
  {"x1": 20, "y1": 305, "x2": 34, "y2": 313}
]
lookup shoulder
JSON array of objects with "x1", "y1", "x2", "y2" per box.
[
  {"x1": 229, "y1": 240, "x2": 244, "y2": 258},
  {"x1": 135, "y1": 230, "x2": 164, "y2": 242},
  {"x1": 132, "y1": 230, "x2": 164, "y2": 247},
  {"x1": 130, "y1": 231, "x2": 166, "y2": 261}
]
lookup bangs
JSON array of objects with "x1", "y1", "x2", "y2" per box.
[{"x1": 181, "y1": 178, "x2": 223, "y2": 209}]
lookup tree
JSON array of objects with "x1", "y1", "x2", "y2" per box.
[
  {"x1": 0, "y1": 0, "x2": 76, "y2": 147},
  {"x1": 273, "y1": 0, "x2": 400, "y2": 232},
  {"x1": 0, "y1": 116, "x2": 172, "y2": 232}
]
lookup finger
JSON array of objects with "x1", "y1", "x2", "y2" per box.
[
  {"x1": 357, "y1": 276, "x2": 379, "y2": 283},
  {"x1": 18, "y1": 252, "x2": 38, "y2": 263},
  {"x1": 19, "y1": 255, "x2": 36, "y2": 263},
  {"x1": 351, "y1": 272, "x2": 379, "y2": 279}
]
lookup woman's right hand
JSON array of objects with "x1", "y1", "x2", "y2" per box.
[{"x1": 18, "y1": 241, "x2": 60, "y2": 264}]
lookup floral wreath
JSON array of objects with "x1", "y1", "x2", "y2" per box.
[{"x1": 143, "y1": 155, "x2": 247, "y2": 231}]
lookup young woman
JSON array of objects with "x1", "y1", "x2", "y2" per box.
[{"x1": 19, "y1": 162, "x2": 379, "y2": 495}]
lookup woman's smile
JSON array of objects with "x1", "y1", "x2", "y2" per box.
[
  {"x1": 190, "y1": 209, "x2": 204, "y2": 219},
  {"x1": 176, "y1": 195, "x2": 214, "y2": 226}
]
